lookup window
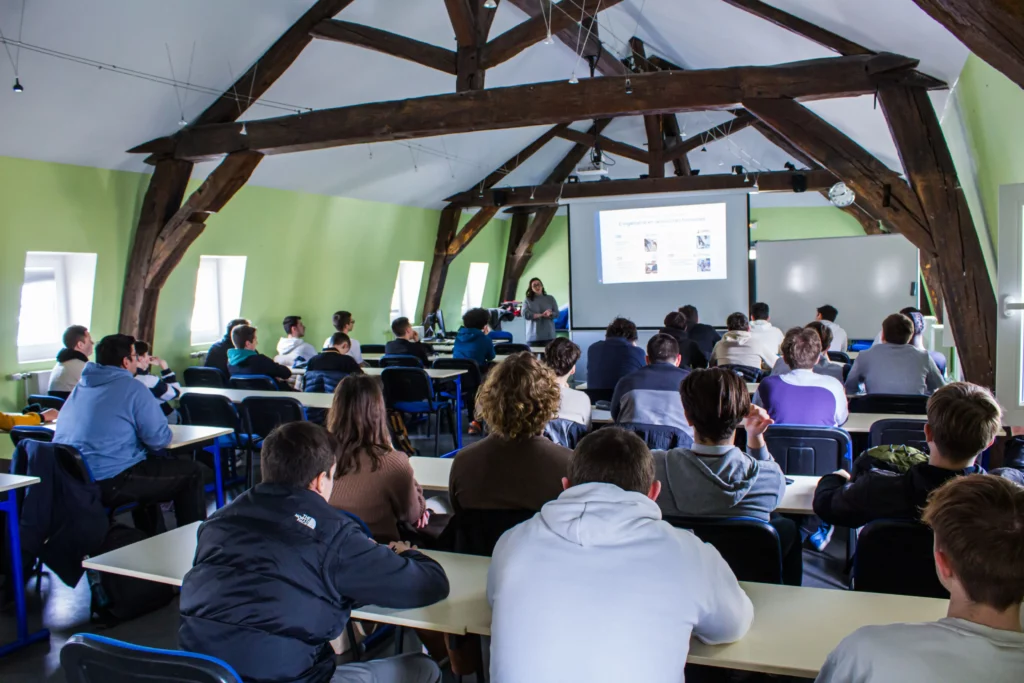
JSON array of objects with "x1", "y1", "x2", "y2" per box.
[
  {"x1": 997, "y1": 184, "x2": 1024, "y2": 425},
  {"x1": 17, "y1": 252, "x2": 97, "y2": 363},
  {"x1": 461, "y1": 262, "x2": 490, "y2": 312},
  {"x1": 390, "y1": 260, "x2": 425, "y2": 323},
  {"x1": 190, "y1": 256, "x2": 247, "y2": 346}
]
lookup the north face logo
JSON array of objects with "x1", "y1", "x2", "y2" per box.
[{"x1": 295, "y1": 513, "x2": 316, "y2": 530}]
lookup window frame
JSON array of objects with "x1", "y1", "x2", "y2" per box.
[
  {"x1": 17, "y1": 251, "x2": 94, "y2": 364},
  {"x1": 461, "y1": 262, "x2": 490, "y2": 313},
  {"x1": 189, "y1": 255, "x2": 247, "y2": 347},
  {"x1": 997, "y1": 184, "x2": 1024, "y2": 426}
]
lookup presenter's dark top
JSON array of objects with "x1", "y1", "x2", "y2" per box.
[
  {"x1": 685, "y1": 323, "x2": 722, "y2": 360},
  {"x1": 586, "y1": 337, "x2": 646, "y2": 391}
]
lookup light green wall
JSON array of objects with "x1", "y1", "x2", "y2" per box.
[
  {"x1": 955, "y1": 54, "x2": 1024, "y2": 245},
  {"x1": 519, "y1": 215, "x2": 569, "y2": 307},
  {"x1": 749, "y1": 206, "x2": 869, "y2": 242}
]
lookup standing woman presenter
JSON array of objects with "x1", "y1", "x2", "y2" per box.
[{"x1": 521, "y1": 277, "x2": 558, "y2": 344}]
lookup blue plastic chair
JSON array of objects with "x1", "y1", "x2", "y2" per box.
[
  {"x1": 848, "y1": 393, "x2": 929, "y2": 415},
  {"x1": 240, "y1": 397, "x2": 307, "y2": 487},
  {"x1": 179, "y1": 393, "x2": 250, "y2": 508},
  {"x1": 663, "y1": 516, "x2": 783, "y2": 584},
  {"x1": 183, "y1": 367, "x2": 227, "y2": 388},
  {"x1": 61, "y1": 633, "x2": 241, "y2": 683},
  {"x1": 868, "y1": 418, "x2": 929, "y2": 452},
  {"x1": 228, "y1": 375, "x2": 279, "y2": 391},
  {"x1": 487, "y1": 330, "x2": 513, "y2": 342},
  {"x1": 27, "y1": 394, "x2": 65, "y2": 410},
  {"x1": 617, "y1": 422, "x2": 693, "y2": 451},
  {"x1": 763, "y1": 425, "x2": 852, "y2": 475},
  {"x1": 379, "y1": 354, "x2": 424, "y2": 368},
  {"x1": 853, "y1": 519, "x2": 947, "y2": 598},
  {"x1": 381, "y1": 367, "x2": 455, "y2": 456},
  {"x1": 9, "y1": 425, "x2": 55, "y2": 448}
]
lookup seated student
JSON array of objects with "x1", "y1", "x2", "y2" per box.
[
  {"x1": 772, "y1": 321, "x2": 846, "y2": 382},
  {"x1": 449, "y1": 352, "x2": 571, "y2": 513},
  {"x1": 133, "y1": 341, "x2": 182, "y2": 424},
  {"x1": 755, "y1": 328, "x2": 848, "y2": 427},
  {"x1": 658, "y1": 311, "x2": 708, "y2": 369},
  {"x1": 326, "y1": 374, "x2": 429, "y2": 543},
  {"x1": 488, "y1": 427, "x2": 753, "y2": 683},
  {"x1": 385, "y1": 316, "x2": 433, "y2": 366},
  {"x1": 611, "y1": 334, "x2": 691, "y2": 433},
  {"x1": 275, "y1": 315, "x2": 317, "y2": 368},
  {"x1": 814, "y1": 381, "x2": 997, "y2": 529},
  {"x1": 749, "y1": 302, "x2": 785, "y2": 356},
  {"x1": 711, "y1": 312, "x2": 778, "y2": 370},
  {"x1": 654, "y1": 369, "x2": 802, "y2": 585},
  {"x1": 543, "y1": 338, "x2": 591, "y2": 429},
  {"x1": 227, "y1": 324, "x2": 293, "y2": 390},
  {"x1": 844, "y1": 313, "x2": 945, "y2": 396},
  {"x1": 815, "y1": 304, "x2": 848, "y2": 353},
  {"x1": 872, "y1": 306, "x2": 948, "y2": 374},
  {"x1": 816, "y1": 475, "x2": 1024, "y2": 683},
  {"x1": 324, "y1": 310, "x2": 363, "y2": 365},
  {"x1": 304, "y1": 332, "x2": 362, "y2": 393},
  {"x1": 54, "y1": 334, "x2": 204, "y2": 534},
  {"x1": 0, "y1": 407, "x2": 58, "y2": 432},
  {"x1": 452, "y1": 307, "x2": 496, "y2": 368},
  {"x1": 48, "y1": 324, "x2": 94, "y2": 397},
  {"x1": 179, "y1": 421, "x2": 449, "y2": 683},
  {"x1": 585, "y1": 317, "x2": 646, "y2": 392},
  {"x1": 679, "y1": 304, "x2": 721, "y2": 360},
  {"x1": 205, "y1": 317, "x2": 249, "y2": 377}
]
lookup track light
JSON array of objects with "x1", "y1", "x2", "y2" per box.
[
  {"x1": 12, "y1": 78, "x2": 23, "y2": 93},
  {"x1": 568, "y1": 74, "x2": 579, "y2": 84},
  {"x1": 544, "y1": 32, "x2": 554, "y2": 44},
  {"x1": 483, "y1": 0, "x2": 497, "y2": 7},
  {"x1": 240, "y1": 123, "x2": 247, "y2": 136},
  {"x1": 752, "y1": 176, "x2": 760, "y2": 193},
  {"x1": 624, "y1": 78, "x2": 632, "y2": 95},
  {"x1": 178, "y1": 117, "x2": 188, "y2": 127}
]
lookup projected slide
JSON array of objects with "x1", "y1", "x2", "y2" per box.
[{"x1": 597, "y1": 202, "x2": 728, "y2": 284}]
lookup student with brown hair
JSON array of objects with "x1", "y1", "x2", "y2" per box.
[
  {"x1": 610, "y1": 333, "x2": 691, "y2": 433},
  {"x1": 658, "y1": 311, "x2": 708, "y2": 369},
  {"x1": 844, "y1": 312, "x2": 944, "y2": 395},
  {"x1": 816, "y1": 475, "x2": 1024, "y2": 682},
  {"x1": 770, "y1": 321, "x2": 845, "y2": 383},
  {"x1": 585, "y1": 317, "x2": 646, "y2": 391},
  {"x1": 544, "y1": 337, "x2": 591, "y2": 428},
  {"x1": 385, "y1": 317, "x2": 433, "y2": 366},
  {"x1": 814, "y1": 382, "x2": 998, "y2": 529},
  {"x1": 754, "y1": 327, "x2": 848, "y2": 427},
  {"x1": 227, "y1": 324, "x2": 293, "y2": 390},
  {"x1": 449, "y1": 352, "x2": 570, "y2": 513},
  {"x1": 326, "y1": 374, "x2": 429, "y2": 543},
  {"x1": 710, "y1": 312, "x2": 778, "y2": 370}
]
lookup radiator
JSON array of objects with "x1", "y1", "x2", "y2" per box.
[{"x1": 9, "y1": 370, "x2": 52, "y2": 398}]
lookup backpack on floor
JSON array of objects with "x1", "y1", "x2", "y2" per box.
[
  {"x1": 86, "y1": 523, "x2": 175, "y2": 624},
  {"x1": 388, "y1": 410, "x2": 417, "y2": 456}
]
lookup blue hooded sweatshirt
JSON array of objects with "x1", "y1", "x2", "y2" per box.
[
  {"x1": 53, "y1": 362, "x2": 172, "y2": 481},
  {"x1": 453, "y1": 327, "x2": 495, "y2": 366}
]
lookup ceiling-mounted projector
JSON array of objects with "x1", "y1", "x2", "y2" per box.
[{"x1": 575, "y1": 160, "x2": 609, "y2": 178}]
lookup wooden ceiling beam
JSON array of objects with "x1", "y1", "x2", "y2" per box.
[
  {"x1": 628, "y1": 38, "x2": 664, "y2": 177},
  {"x1": 193, "y1": 0, "x2": 355, "y2": 126},
  {"x1": 661, "y1": 111, "x2": 755, "y2": 164},
  {"x1": 445, "y1": 207, "x2": 501, "y2": 258},
  {"x1": 475, "y1": 123, "x2": 571, "y2": 190},
  {"x1": 310, "y1": 20, "x2": 458, "y2": 74},
  {"x1": 444, "y1": 0, "x2": 480, "y2": 47},
  {"x1": 505, "y1": 0, "x2": 629, "y2": 76},
  {"x1": 910, "y1": 0, "x2": 1024, "y2": 90},
  {"x1": 448, "y1": 169, "x2": 836, "y2": 207},
  {"x1": 719, "y1": 0, "x2": 872, "y2": 56},
  {"x1": 133, "y1": 53, "x2": 935, "y2": 161},
  {"x1": 544, "y1": 119, "x2": 613, "y2": 184},
  {"x1": 482, "y1": 1, "x2": 625, "y2": 68},
  {"x1": 555, "y1": 128, "x2": 649, "y2": 164}
]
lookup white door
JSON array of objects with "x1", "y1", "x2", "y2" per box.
[{"x1": 997, "y1": 184, "x2": 1024, "y2": 426}]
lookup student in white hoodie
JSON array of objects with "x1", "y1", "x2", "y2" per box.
[
  {"x1": 710, "y1": 312, "x2": 778, "y2": 370},
  {"x1": 488, "y1": 427, "x2": 753, "y2": 683},
  {"x1": 815, "y1": 304, "x2": 849, "y2": 353},
  {"x1": 749, "y1": 302, "x2": 785, "y2": 355},
  {"x1": 275, "y1": 315, "x2": 317, "y2": 368}
]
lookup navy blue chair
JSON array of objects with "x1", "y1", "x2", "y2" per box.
[
  {"x1": 827, "y1": 351, "x2": 852, "y2": 364},
  {"x1": 719, "y1": 364, "x2": 764, "y2": 382},
  {"x1": 582, "y1": 387, "x2": 614, "y2": 404},
  {"x1": 27, "y1": 394, "x2": 64, "y2": 411},
  {"x1": 240, "y1": 397, "x2": 307, "y2": 487},
  {"x1": 869, "y1": 419, "x2": 929, "y2": 451},
  {"x1": 853, "y1": 519, "x2": 947, "y2": 598},
  {"x1": 543, "y1": 418, "x2": 589, "y2": 449},
  {"x1": 663, "y1": 516, "x2": 783, "y2": 584},
  {"x1": 379, "y1": 354, "x2": 424, "y2": 368},
  {"x1": 9, "y1": 425, "x2": 55, "y2": 448},
  {"x1": 433, "y1": 358, "x2": 483, "y2": 422},
  {"x1": 361, "y1": 344, "x2": 386, "y2": 354},
  {"x1": 183, "y1": 367, "x2": 227, "y2": 388},
  {"x1": 488, "y1": 330, "x2": 513, "y2": 342},
  {"x1": 617, "y1": 422, "x2": 693, "y2": 451},
  {"x1": 229, "y1": 375, "x2": 279, "y2": 391},
  {"x1": 61, "y1": 633, "x2": 241, "y2": 683},
  {"x1": 448, "y1": 508, "x2": 536, "y2": 557},
  {"x1": 381, "y1": 367, "x2": 455, "y2": 456},
  {"x1": 763, "y1": 425, "x2": 852, "y2": 475},
  {"x1": 494, "y1": 343, "x2": 531, "y2": 355},
  {"x1": 179, "y1": 393, "x2": 250, "y2": 506},
  {"x1": 849, "y1": 394, "x2": 929, "y2": 415}
]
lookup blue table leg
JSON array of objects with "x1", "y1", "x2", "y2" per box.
[
  {"x1": 454, "y1": 376, "x2": 463, "y2": 449},
  {"x1": 0, "y1": 489, "x2": 50, "y2": 656},
  {"x1": 204, "y1": 442, "x2": 225, "y2": 509}
]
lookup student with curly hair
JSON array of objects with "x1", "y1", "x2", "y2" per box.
[{"x1": 449, "y1": 352, "x2": 570, "y2": 514}]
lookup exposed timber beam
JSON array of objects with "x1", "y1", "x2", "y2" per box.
[
  {"x1": 910, "y1": 0, "x2": 1024, "y2": 90},
  {"x1": 662, "y1": 111, "x2": 755, "y2": 164},
  {"x1": 506, "y1": 0, "x2": 629, "y2": 76},
  {"x1": 446, "y1": 207, "x2": 501, "y2": 258},
  {"x1": 133, "y1": 53, "x2": 938, "y2": 161},
  {"x1": 555, "y1": 128, "x2": 649, "y2": 164},
  {"x1": 544, "y1": 119, "x2": 612, "y2": 184},
  {"x1": 478, "y1": 122, "x2": 571, "y2": 188},
  {"x1": 449, "y1": 169, "x2": 836, "y2": 207},
  {"x1": 482, "y1": 1, "x2": 625, "y2": 68},
  {"x1": 877, "y1": 85, "x2": 996, "y2": 386},
  {"x1": 444, "y1": 0, "x2": 479, "y2": 46},
  {"x1": 628, "y1": 38, "x2": 664, "y2": 177},
  {"x1": 311, "y1": 20, "x2": 458, "y2": 74},
  {"x1": 193, "y1": 0, "x2": 355, "y2": 126},
  {"x1": 719, "y1": 0, "x2": 872, "y2": 56},
  {"x1": 446, "y1": 0, "x2": 499, "y2": 91},
  {"x1": 501, "y1": 205, "x2": 560, "y2": 300}
]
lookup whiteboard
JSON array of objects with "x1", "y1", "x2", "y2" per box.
[{"x1": 755, "y1": 234, "x2": 919, "y2": 340}]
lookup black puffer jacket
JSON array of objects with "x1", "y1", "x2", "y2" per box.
[{"x1": 179, "y1": 484, "x2": 450, "y2": 683}]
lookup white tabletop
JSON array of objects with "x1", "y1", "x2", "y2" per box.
[
  {"x1": 778, "y1": 475, "x2": 818, "y2": 515},
  {"x1": 362, "y1": 367, "x2": 468, "y2": 379},
  {"x1": 179, "y1": 387, "x2": 335, "y2": 409},
  {"x1": 43, "y1": 423, "x2": 234, "y2": 450},
  {"x1": 0, "y1": 473, "x2": 41, "y2": 493},
  {"x1": 82, "y1": 521, "x2": 200, "y2": 586},
  {"x1": 363, "y1": 353, "x2": 505, "y2": 363},
  {"x1": 581, "y1": 382, "x2": 758, "y2": 394}
]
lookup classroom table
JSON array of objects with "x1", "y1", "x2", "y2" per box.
[
  {"x1": 81, "y1": 527, "x2": 949, "y2": 677},
  {"x1": 363, "y1": 353, "x2": 506, "y2": 363},
  {"x1": 0, "y1": 474, "x2": 49, "y2": 656},
  {"x1": 579, "y1": 382, "x2": 759, "y2": 394},
  {"x1": 590, "y1": 410, "x2": 923, "y2": 434}
]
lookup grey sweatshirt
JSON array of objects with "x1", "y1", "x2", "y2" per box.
[
  {"x1": 844, "y1": 343, "x2": 945, "y2": 395},
  {"x1": 653, "y1": 443, "x2": 787, "y2": 521},
  {"x1": 521, "y1": 293, "x2": 558, "y2": 343}
]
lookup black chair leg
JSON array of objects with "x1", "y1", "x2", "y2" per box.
[
  {"x1": 434, "y1": 411, "x2": 441, "y2": 457},
  {"x1": 347, "y1": 620, "x2": 361, "y2": 662},
  {"x1": 394, "y1": 625, "x2": 405, "y2": 655}
]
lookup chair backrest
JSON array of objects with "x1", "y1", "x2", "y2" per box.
[
  {"x1": 663, "y1": 516, "x2": 783, "y2": 584},
  {"x1": 617, "y1": 422, "x2": 694, "y2": 451},
  {"x1": 302, "y1": 369, "x2": 349, "y2": 394},
  {"x1": 827, "y1": 351, "x2": 852, "y2": 364},
  {"x1": 842, "y1": 362, "x2": 853, "y2": 382},
  {"x1": 48, "y1": 390, "x2": 71, "y2": 400},
  {"x1": 543, "y1": 418, "x2": 589, "y2": 449},
  {"x1": 229, "y1": 375, "x2": 279, "y2": 391},
  {"x1": 763, "y1": 425, "x2": 852, "y2": 475},
  {"x1": 13, "y1": 439, "x2": 92, "y2": 484},
  {"x1": 848, "y1": 393, "x2": 929, "y2": 415},
  {"x1": 179, "y1": 394, "x2": 241, "y2": 432},
  {"x1": 494, "y1": 342, "x2": 531, "y2": 355},
  {"x1": 854, "y1": 519, "x2": 948, "y2": 598},
  {"x1": 61, "y1": 633, "x2": 241, "y2": 683},
  {"x1": 381, "y1": 367, "x2": 435, "y2": 407},
  {"x1": 361, "y1": 344, "x2": 386, "y2": 354},
  {"x1": 10, "y1": 425, "x2": 55, "y2": 448},
  {"x1": 28, "y1": 394, "x2": 65, "y2": 410},
  {"x1": 869, "y1": 419, "x2": 929, "y2": 451},
  {"x1": 488, "y1": 330, "x2": 513, "y2": 342},
  {"x1": 240, "y1": 397, "x2": 307, "y2": 439},
  {"x1": 432, "y1": 358, "x2": 483, "y2": 393},
  {"x1": 379, "y1": 354, "x2": 424, "y2": 368},
  {"x1": 719, "y1": 364, "x2": 764, "y2": 382},
  {"x1": 582, "y1": 387, "x2": 614, "y2": 404},
  {"x1": 183, "y1": 366, "x2": 227, "y2": 388},
  {"x1": 450, "y1": 509, "x2": 536, "y2": 556}
]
